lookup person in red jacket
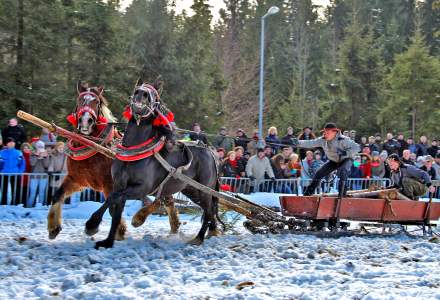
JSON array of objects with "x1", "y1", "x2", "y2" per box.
[
  {"x1": 359, "y1": 153, "x2": 372, "y2": 178},
  {"x1": 20, "y1": 142, "x2": 32, "y2": 205},
  {"x1": 221, "y1": 151, "x2": 240, "y2": 178}
]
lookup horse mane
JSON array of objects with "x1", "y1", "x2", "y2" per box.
[{"x1": 99, "y1": 96, "x2": 117, "y2": 123}]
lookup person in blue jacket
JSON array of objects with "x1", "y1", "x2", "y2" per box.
[{"x1": 0, "y1": 138, "x2": 25, "y2": 205}]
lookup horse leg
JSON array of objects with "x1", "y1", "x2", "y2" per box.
[
  {"x1": 47, "y1": 176, "x2": 81, "y2": 239},
  {"x1": 94, "y1": 191, "x2": 125, "y2": 249},
  {"x1": 131, "y1": 197, "x2": 161, "y2": 227},
  {"x1": 163, "y1": 196, "x2": 181, "y2": 234},
  {"x1": 95, "y1": 186, "x2": 145, "y2": 249},
  {"x1": 110, "y1": 203, "x2": 128, "y2": 241},
  {"x1": 207, "y1": 194, "x2": 221, "y2": 238},
  {"x1": 84, "y1": 200, "x2": 109, "y2": 236},
  {"x1": 103, "y1": 187, "x2": 127, "y2": 241},
  {"x1": 182, "y1": 187, "x2": 211, "y2": 245}
]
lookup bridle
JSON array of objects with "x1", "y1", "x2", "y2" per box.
[
  {"x1": 67, "y1": 89, "x2": 106, "y2": 131},
  {"x1": 129, "y1": 83, "x2": 161, "y2": 124}
]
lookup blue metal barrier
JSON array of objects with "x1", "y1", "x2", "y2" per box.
[{"x1": 0, "y1": 173, "x2": 436, "y2": 207}]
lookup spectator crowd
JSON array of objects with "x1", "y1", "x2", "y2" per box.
[
  {"x1": 0, "y1": 118, "x2": 439, "y2": 206},
  {"x1": 0, "y1": 118, "x2": 67, "y2": 207},
  {"x1": 184, "y1": 123, "x2": 440, "y2": 193}
]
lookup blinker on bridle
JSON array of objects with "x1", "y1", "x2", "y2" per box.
[{"x1": 130, "y1": 84, "x2": 161, "y2": 125}]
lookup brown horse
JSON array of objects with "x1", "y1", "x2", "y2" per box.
[{"x1": 47, "y1": 82, "x2": 128, "y2": 240}]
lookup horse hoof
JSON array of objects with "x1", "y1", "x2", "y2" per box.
[
  {"x1": 207, "y1": 228, "x2": 222, "y2": 238},
  {"x1": 114, "y1": 223, "x2": 127, "y2": 241},
  {"x1": 94, "y1": 239, "x2": 114, "y2": 249},
  {"x1": 84, "y1": 226, "x2": 99, "y2": 236},
  {"x1": 48, "y1": 226, "x2": 62, "y2": 240},
  {"x1": 131, "y1": 215, "x2": 146, "y2": 228},
  {"x1": 188, "y1": 237, "x2": 204, "y2": 246}
]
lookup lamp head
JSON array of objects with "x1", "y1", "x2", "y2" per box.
[{"x1": 264, "y1": 6, "x2": 279, "y2": 17}]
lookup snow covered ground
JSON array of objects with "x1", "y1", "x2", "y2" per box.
[{"x1": 1, "y1": 201, "x2": 440, "y2": 300}]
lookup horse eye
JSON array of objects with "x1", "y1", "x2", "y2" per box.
[{"x1": 88, "y1": 118, "x2": 93, "y2": 125}]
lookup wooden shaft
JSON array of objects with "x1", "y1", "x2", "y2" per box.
[
  {"x1": 17, "y1": 110, "x2": 116, "y2": 159},
  {"x1": 154, "y1": 152, "x2": 285, "y2": 223},
  {"x1": 17, "y1": 110, "x2": 55, "y2": 132}
]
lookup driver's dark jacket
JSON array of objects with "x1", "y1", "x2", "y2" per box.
[{"x1": 391, "y1": 164, "x2": 432, "y2": 189}]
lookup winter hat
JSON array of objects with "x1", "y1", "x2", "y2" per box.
[
  {"x1": 425, "y1": 155, "x2": 434, "y2": 162},
  {"x1": 372, "y1": 151, "x2": 379, "y2": 157},
  {"x1": 380, "y1": 150, "x2": 388, "y2": 158},
  {"x1": 321, "y1": 123, "x2": 339, "y2": 132},
  {"x1": 35, "y1": 140, "x2": 45, "y2": 150},
  {"x1": 416, "y1": 156, "x2": 426, "y2": 164},
  {"x1": 5, "y1": 137, "x2": 16, "y2": 144}
]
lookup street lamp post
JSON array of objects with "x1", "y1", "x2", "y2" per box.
[{"x1": 258, "y1": 6, "x2": 279, "y2": 148}]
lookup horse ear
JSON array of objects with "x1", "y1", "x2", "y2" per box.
[
  {"x1": 76, "y1": 80, "x2": 83, "y2": 94},
  {"x1": 154, "y1": 76, "x2": 164, "y2": 96},
  {"x1": 97, "y1": 85, "x2": 104, "y2": 95},
  {"x1": 135, "y1": 78, "x2": 142, "y2": 88}
]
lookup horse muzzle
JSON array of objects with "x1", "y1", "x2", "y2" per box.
[{"x1": 78, "y1": 113, "x2": 95, "y2": 135}]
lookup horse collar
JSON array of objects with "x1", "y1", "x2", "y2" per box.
[
  {"x1": 115, "y1": 135, "x2": 165, "y2": 162},
  {"x1": 65, "y1": 125, "x2": 114, "y2": 160}
]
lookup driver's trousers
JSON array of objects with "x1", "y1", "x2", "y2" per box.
[{"x1": 304, "y1": 158, "x2": 353, "y2": 197}]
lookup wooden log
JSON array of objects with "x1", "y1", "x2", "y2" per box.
[
  {"x1": 317, "y1": 188, "x2": 404, "y2": 200},
  {"x1": 396, "y1": 192, "x2": 413, "y2": 201},
  {"x1": 217, "y1": 198, "x2": 253, "y2": 217},
  {"x1": 17, "y1": 110, "x2": 116, "y2": 159},
  {"x1": 320, "y1": 189, "x2": 373, "y2": 197},
  {"x1": 351, "y1": 189, "x2": 398, "y2": 199}
]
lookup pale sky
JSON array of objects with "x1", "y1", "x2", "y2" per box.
[{"x1": 121, "y1": 0, "x2": 331, "y2": 22}]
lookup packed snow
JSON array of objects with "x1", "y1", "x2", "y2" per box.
[{"x1": 1, "y1": 200, "x2": 440, "y2": 300}]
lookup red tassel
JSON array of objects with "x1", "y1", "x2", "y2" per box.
[
  {"x1": 166, "y1": 112, "x2": 174, "y2": 122},
  {"x1": 122, "y1": 106, "x2": 132, "y2": 121},
  {"x1": 152, "y1": 111, "x2": 174, "y2": 127},
  {"x1": 98, "y1": 116, "x2": 108, "y2": 124},
  {"x1": 153, "y1": 115, "x2": 167, "y2": 126},
  {"x1": 67, "y1": 113, "x2": 78, "y2": 127},
  {"x1": 220, "y1": 184, "x2": 232, "y2": 192}
]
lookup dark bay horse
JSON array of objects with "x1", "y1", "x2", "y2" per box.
[
  {"x1": 87, "y1": 80, "x2": 221, "y2": 249},
  {"x1": 47, "y1": 82, "x2": 128, "y2": 240}
]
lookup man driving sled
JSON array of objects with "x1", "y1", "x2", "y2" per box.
[
  {"x1": 292, "y1": 123, "x2": 360, "y2": 197},
  {"x1": 387, "y1": 153, "x2": 435, "y2": 200}
]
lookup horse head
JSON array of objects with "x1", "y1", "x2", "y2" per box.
[
  {"x1": 68, "y1": 81, "x2": 110, "y2": 135},
  {"x1": 129, "y1": 77, "x2": 164, "y2": 125}
]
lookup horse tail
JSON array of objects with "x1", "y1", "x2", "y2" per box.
[{"x1": 214, "y1": 180, "x2": 226, "y2": 231}]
